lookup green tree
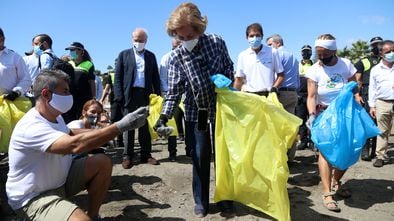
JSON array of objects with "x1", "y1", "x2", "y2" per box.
[{"x1": 337, "y1": 40, "x2": 369, "y2": 63}]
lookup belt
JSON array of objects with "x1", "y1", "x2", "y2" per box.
[
  {"x1": 132, "y1": 87, "x2": 146, "y2": 91},
  {"x1": 378, "y1": 99, "x2": 394, "y2": 102},
  {"x1": 248, "y1": 91, "x2": 269, "y2": 97},
  {"x1": 279, "y1": 87, "x2": 297, "y2": 91}
]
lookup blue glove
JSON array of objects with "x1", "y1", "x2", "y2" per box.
[{"x1": 211, "y1": 73, "x2": 232, "y2": 89}]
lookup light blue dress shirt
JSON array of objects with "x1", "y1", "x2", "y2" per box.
[
  {"x1": 133, "y1": 48, "x2": 145, "y2": 88},
  {"x1": 277, "y1": 46, "x2": 299, "y2": 89}
]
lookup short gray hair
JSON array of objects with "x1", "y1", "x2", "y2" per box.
[
  {"x1": 267, "y1": 34, "x2": 283, "y2": 46},
  {"x1": 33, "y1": 69, "x2": 70, "y2": 99}
]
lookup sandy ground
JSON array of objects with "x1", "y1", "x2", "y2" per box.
[{"x1": 1, "y1": 137, "x2": 394, "y2": 221}]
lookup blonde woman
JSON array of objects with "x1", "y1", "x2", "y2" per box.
[
  {"x1": 154, "y1": 2, "x2": 234, "y2": 218},
  {"x1": 306, "y1": 34, "x2": 357, "y2": 212}
]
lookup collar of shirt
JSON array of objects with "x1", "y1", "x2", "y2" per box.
[
  {"x1": 247, "y1": 44, "x2": 269, "y2": 56},
  {"x1": 133, "y1": 47, "x2": 145, "y2": 55},
  {"x1": 377, "y1": 60, "x2": 394, "y2": 70},
  {"x1": 43, "y1": 48, "x2": 54, "y2": 55},
  {"x1": 0, "y1": 47, "x2": 10, "y2": 56}
]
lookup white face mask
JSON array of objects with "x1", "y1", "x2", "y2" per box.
[
  {"x1": 133, "y1": 42, "x2": 145, "y2": 52},
  {"x1": 181, "y1": 38, "x2": 199, "y2": 52},
  {"x1": 49, "y1": 93, "x2": 73, "y2": 114}
]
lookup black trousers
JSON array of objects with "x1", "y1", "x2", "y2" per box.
[
  {"x1": 122, "y1": 88, "x2": 152, "y2": 160},
  {"x1": 295, "y1": 93, "x2": 308, "y2": 143},
  {"x1": 173, "y1": 106, "x2": 184, "y2": 136}
]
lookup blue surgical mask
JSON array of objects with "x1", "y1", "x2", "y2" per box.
[
  {"x1": 248, "y1": 36, "x2": 262, "y2": 49},
  {"x1": 70, "y1": 50, "x2": 77, "y2": 60},
  {"x1": 33, "y1": 45, "x2": 43, "y2": 56},
  {"x1": 384, "y1": 51, "x2": 394, "y2": 63}
]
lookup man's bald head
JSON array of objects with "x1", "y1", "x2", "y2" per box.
[{"x1": 132, "y1": 28, "x2": 148, "y2": 43}]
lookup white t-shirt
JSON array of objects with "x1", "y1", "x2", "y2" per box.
[
  {"x1": 6, "y1": 108, "x2": 72, "y2": 210},
  {"x1": 67, "y1": 119, "x2": 85, "y2": 129},
  {"x1": 305, "y1": 57, "x2": 356, "y2": 105},
  {"x1": 235, "y1": 46, "x2": 283, "y2": 92}
]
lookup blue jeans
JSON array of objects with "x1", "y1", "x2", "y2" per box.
[{"x1": 185, "y1": 121, "x2": 212, "y2": 213}]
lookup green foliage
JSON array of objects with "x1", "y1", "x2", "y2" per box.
[{"x1": 337, "y1": 40, "x2": 369, "y2": 63}]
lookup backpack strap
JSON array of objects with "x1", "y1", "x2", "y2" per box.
[
  {"x1": 43, "y1": 51, "x2": 55, "y2": 58},
  {"x1": 38, "y1": 51, "x2": 56, "y2": 70}
]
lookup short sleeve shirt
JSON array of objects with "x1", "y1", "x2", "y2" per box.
[
  {"x1": 235, "y1": 46, "x2": 283, "y2": 92},
  {"x1": 6, "y1": 108, "x2": 72, "y2": 210},
  {"x1": 305, "y1": 57, "x2": 356, "y2": 105}
]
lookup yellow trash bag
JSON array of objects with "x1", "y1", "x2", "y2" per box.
[
  {"x1": 0, "y1": 96, "x2": 32, "y2": 152},
  {"x1": 147, "y1": 94, "x2": 178, "y2": 140},
  {"x1": 214, "y1": 89, "x2": 302, "y2": 221}
]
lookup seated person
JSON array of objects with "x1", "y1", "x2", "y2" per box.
[
  {"x1": 68, "y1": 99, "x2": 111, "y2": 156},
  {"x1": 68, "y1": 99, "x2": 109, "y2": 129},
  {"x1": 6, "y1": 69, "x2": 148, "y2": 221}
]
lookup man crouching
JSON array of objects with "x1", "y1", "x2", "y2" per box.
[{"x1": 6, "y1": 69, "x2": 148, "y2": 220}]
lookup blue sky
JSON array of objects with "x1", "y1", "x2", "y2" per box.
[{"x1": 1, "y1": 0, "x2": 393, "y2": 72}]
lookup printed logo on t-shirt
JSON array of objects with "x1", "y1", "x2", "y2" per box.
[{"x1": 326, "y1": 73, "x2": 344, "y2": 89}]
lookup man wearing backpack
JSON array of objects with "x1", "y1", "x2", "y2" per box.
[
  {"x1": 354, "y1": 36, "x2": 383, "y2": 161},
  {"x1": 23, "y1": 34, "x2": 56, "y2": 83}
]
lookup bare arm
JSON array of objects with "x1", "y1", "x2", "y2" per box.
[
  {"x1": 273, "y1": 73, "x2": 285, "y2": 88},
  {"x1": 47, "y1": 124, "x2": 120, "y2": 155},
  {"x1": 370, "y1": 107, "x2": 376, "y2": 119},
  {"x1": 306, "y1": 78, "x2": 317, "y2": 115},
  {"x1": 349, "y1": 74, "x2": 362, "y2": 104},
  {"x1": 100, "y1": 83, "x2": 111, "y2": 104},
  {"x1": 354, "y1": 72, "x2": 362, "y2": 88},
  {"x1": 233, "y1": 77, "x2": 244, "y2": 90}
]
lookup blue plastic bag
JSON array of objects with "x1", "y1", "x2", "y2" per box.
[{"x1": 311, "y1": 82, "x2": 381, "y2": 170}]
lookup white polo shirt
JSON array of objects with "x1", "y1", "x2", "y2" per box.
[
  {"x1": 235, "y1": 45, "x2": 283, "y2": 92},
  {"x1": 368, "y1": 61, "x2": 394, "y2": 108}
]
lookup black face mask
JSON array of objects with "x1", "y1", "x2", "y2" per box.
[
  {"x1": 302, "y1": 52, "x2": 312, "y2": 60},
  {"x1": 321, "y1": 55, "x2": 334, "y2": 65},
  {"x1": 371, "y1": 47, "x2": 379, "y2": 56}
]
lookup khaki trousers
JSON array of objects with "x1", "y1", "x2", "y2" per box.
[{"x1": 375, "y1": 99, "x2": 394, "y2": 160}]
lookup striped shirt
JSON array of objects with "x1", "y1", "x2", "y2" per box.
[{"x1": 162, "y1": 33, "x2": 234, "y2": 122}]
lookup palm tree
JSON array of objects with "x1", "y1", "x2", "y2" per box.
[
  {"x1": 338, "y1": 46, "x2": 352, "y2": 59},
  {"x1": 350, "y1": 40, "x2": 369, "y2": 62},
  {"x1": 337, "y1": 40, "x2": 369, "y2": 63}
]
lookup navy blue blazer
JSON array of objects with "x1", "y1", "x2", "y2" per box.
[{"x1": 114, "y1": 48, "x2": 161, "y2": 108}]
